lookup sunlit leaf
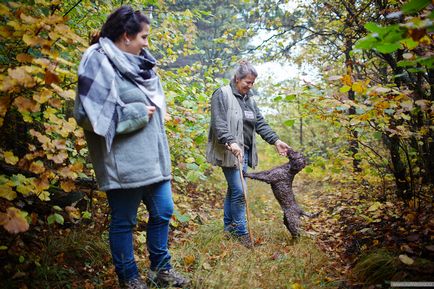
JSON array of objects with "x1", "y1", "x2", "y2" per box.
[
  {"x1": 4, "y1": 151, "x2": 19, "y2": 165},
  {"x1": 47, "y1": 213, "x2": 64, "y2": 225},
  {"x1": 398, "y1": 254, "x2": 414, "y2": 265},
  {"x1": 283, "y1": 119, "x2": 295, "y2": 127},
  {"x1": 29, "y1": 161, "x2": 46, "y2": 174},
  {"x1": 0, "y1": 184, "x2": 17, "y2": 201}
]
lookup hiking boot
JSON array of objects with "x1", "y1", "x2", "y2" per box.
[
  {"x1": 236, "y1": 234, "x2": 253, "y2": 249},
  {"x1": 120, "y1": 277, "x2": 148, "y2": 289},
  {"x1": 147, "y1": 268, "x2": 190, "y2": 288}
]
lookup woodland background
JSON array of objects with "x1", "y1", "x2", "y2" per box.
[{"x1": 0, "y1": 0, "x2": 433, "y2": 288}]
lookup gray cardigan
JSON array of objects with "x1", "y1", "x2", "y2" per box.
[
  {"x1": 74, "y1": 73, "x2": 171, "y2": 191},
  {"x1": 206, "y1": 83, "x2": 279, "y2": 168}
]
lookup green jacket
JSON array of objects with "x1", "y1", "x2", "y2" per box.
[{"x1": 206, "y1": 83, "x2": 279, "y2": 168}]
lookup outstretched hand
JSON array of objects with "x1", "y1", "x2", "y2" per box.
[{"x1": 274, "y1": 139, "x2": 291, "y2": 156}]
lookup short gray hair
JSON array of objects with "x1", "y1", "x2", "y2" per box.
[{"x1": 233, "y1": 60, "x2": 258, "y2": 81}]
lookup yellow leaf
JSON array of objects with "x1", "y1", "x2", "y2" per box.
[
  {"x1": 4, "y1": 151, "x2": 18, "y2": 165},
  {"x1": 43, "y1": 107, "x2": 57, "y2": 119},
  {"x1": 29, "y1": 161, "x2": 46, "y2": 174},
  {"x1": 341, "y1": 74, "x2": 352, "y2": 86},
  {"x1": 60, "y1": 180, "x2": 75, "y2": 193},
  {"x1": 37, "y1": 190, "x2": 50, "y2": 201},
  {"x1": 16, "y1": 183, "x2": 32, "y2": 195},
  {"x1": 58, "y1": 89, "x2": 75, "y2": 100},
  {"x1": 367, "y1": 201, "x2": 382, "y2": 212},
  {"x1": 65, "y1": 206, "x2": 80, "y2": 219},
  {"x1": 352, "y1": 82, "x2": 366, "y2": 94},
  {"x1": 22, "y1": 34, "x2": 41, "y2": 47},
  {"x1": 70, "y1": 162, "x2": 83, "y2": 173},
  {"x1": 291, "y1": 283, "x2": 304, "y2": 289},
  {"x1": 33, "y1": 88, "x2": 52, "y2": 104},
  {"x1": 184, "y1": 255, "x2": 196, "y2": 266},
  {"x1": 0, "y1": 207, "x2": 29, "y2": 234},
  {"x1": 0, "y1": 184, "x2": 17, "y2": 201}
]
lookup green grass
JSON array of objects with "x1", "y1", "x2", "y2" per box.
[
  {"x1": 12, "y1": 228, "x2": 111, "y2": 289},
  {"x1": 170, "y1": 181, "x2": 337, "y2": 289}
]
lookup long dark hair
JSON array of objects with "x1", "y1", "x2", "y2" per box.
[{"x1": 90, "y1": 6, "x2": 150, "y2": 45}]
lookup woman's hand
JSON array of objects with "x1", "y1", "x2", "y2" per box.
[
  {"x1": 227, "y1": 142, "x2": 243, "y2": 162},
  {"x1": 274, "y1": 139, "x2": 291, "y2": 156},
  {"x1": 147, "y1": 106, "x2": 156, "y2": 118}
]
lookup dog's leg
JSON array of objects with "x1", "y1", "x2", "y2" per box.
[
  {"x1": 283, "y1": 208, "x2": 301, "y2": 239},
  {"x1": 244, "y1": 170, "x2": 274, "y2": 184}
]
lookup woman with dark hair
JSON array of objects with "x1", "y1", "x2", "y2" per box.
[
  {"x1": 206, "y1": 60, "x2": 291, "y2": 248},
  {"x1": 74, "y1": 6, "x2": 189, "y2": 289}
]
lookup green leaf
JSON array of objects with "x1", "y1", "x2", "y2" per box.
[
  {"x1": 355, "y1": 37, "x2": 377, "y2": 50},
  {"x1": 401, "y1": 37, "x2": 419, "y2": 50},
  {"x1": 376, "y1": 43, "x2": 401, "y2": 53},
  {"x1": 285, "y1": 94, "x2": 296, "y2": 101},
  {"x1": 283, "y1": 119, "x2": 295, "y2": 127},
  {"x1": 52, "y1": 205, "x2": 62, "y2": 211},
  {"x1": 340, "y1": 85, "x2": 351, "y2": 93},
  {"x1": 364, "y1": 22, "x2": 382, "y2": 33},
  {"x1": 373, "y1": 132, "x2": 383, "y2": 140},
  {"x1": 47, "y1": 213, "x2": 64, "y2": 225},
  {"x1": 81, "y1": 211, "x2": 91, "y2": 219},
  {"x1": 273, "y1": 96, "x2": 283, "y2": 102},
  {"x1": 304, "y1": 167, "x2": 313, "y2": 173},
  {"x1": 402, "y1": 0, "x2": 431, "y2": 14}
]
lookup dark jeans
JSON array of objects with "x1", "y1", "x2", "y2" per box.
[{"x1": 106, "y1": 180, "x2": 173, "y2": 282}]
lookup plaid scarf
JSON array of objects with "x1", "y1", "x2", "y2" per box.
[{"x1": 76, "y1": 37, "x2": 165, "y2": 151}]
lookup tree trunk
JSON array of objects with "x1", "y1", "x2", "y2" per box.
[{"x1": 383, "y1": 134, "x2": 411, "y2": 200}]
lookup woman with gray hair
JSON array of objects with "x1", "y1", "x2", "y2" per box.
[{"x1": 206, "y1": 60, "x2": 291, "y2": 248}]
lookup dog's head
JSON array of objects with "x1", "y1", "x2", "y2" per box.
[{"x1": 286, "y1": 149, "x2": 306, "y2": 172}]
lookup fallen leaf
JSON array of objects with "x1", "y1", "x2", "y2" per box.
[
  {"x1": 184, "y1": 255, "x2": 195, "y2": 266},
  {"x1": 398, "y1": 254, "x2": 414, "y2": 265}
]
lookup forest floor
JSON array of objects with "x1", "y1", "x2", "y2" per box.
[{"x1": 2, "y1": 171, "x2": 434, "y2": 288}]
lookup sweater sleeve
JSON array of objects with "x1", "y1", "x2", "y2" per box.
[
  {"x1": 115, "y1": 102, "x2": 149, "y2": 134},
  {"x1": 210, "y1": 88, "x2": 236, "y2": 145},
  {"x1": 253, "y1": 99, "x2": 279, "y2": 144},
  {"x1": 74, "y1": 96, "x2": 149, "y2": 135}
]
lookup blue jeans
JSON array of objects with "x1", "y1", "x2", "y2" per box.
[
  {"x1": 106, "y1": 180, "x2": 174, "y2": 282},
  {"x1": 222, "y1": 151, "x2": 249, "y2": 236}
]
